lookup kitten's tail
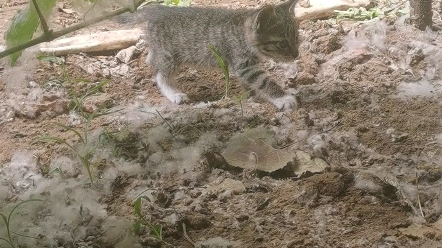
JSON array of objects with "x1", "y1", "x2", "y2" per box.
[{"x1": 113, "y1": 1, "x2": 163, "y2": 25}]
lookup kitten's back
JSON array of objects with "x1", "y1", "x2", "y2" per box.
[{"x1": 143, "y1": 5, "x2": 256, "y2": 70}]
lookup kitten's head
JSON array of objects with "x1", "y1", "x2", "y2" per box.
[{"x1": 250, "y1": 0, "x2": 299, "y2": 62}]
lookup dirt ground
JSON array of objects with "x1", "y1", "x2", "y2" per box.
[{"x1": 1, "y1": 0, "x2": 442, "y2": 247}]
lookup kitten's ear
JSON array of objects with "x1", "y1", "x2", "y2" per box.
[
  {"x1": 278, "y1": 0, "x2": 298, "y2": 13},
  {"x1": 289, "y1": 0, "x2": 299, "y2": 13},
  {"x1": 253, "y1": 6, "x2": 276, "y2": 32}
]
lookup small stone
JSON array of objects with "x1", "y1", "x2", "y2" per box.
[
  {"x1": 118, "y1": 64, "x2": 130, "y2": 75},
  {"x1": 219, "y1": 190, "x2": 233, "y2": 201},
  {"x1": 82, "y1": 93, "x2": 114, "y2": 113},
  {"x1": 85, "y1": 227, "x2": 100, "y2": 236},
  {"x1": 116, "y1": 45, "x2": 141, "y2": 64},
  {"x1": 139, "y1": 236, "x2": 162, "y2": 248},
  {"x1": 102, "y1": 68, "x2": 111, "y2": 78},
  {"x1": 235, "y1": 214, "x2": 249, "y2": 222},
  {"x1": 186, "y1": 214, "x2": 211, "y2": 230},
  {"x1": 28, "y1": 81, "x2": 38, "y2": 88},
  {"x1": 195, "y1": 237, "x2": 238, "y2": 248}
]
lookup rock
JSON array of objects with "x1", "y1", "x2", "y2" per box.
[
  {"x1": 28, "y1": 81, "x2": 38, "y2": 88},
  {"x1": 82, "y1": 93, "x2": 115, "y2": 113},
  {"x1": 139, "y1": 236, "x2": 162, "y2": 248},
  {"x1": 186, "y1": 214, "x2": 211, "y2": 230},
  {"x1": 210, "y1": 178, "x2": 246, "y2": 194},
  {"x1": 235, "y1": 214, "x2": 249, "y2": 222},
  {"x1": 116, "y1": 45, "x2": 142, "y2": 64},
  {"x1": 195, "y1": 237, "x2": 240, "y2": 248}
]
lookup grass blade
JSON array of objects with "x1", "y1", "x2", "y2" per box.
[
  {"x1": 33, "y1": 136, "x2": 76, "y2": 152},
  {"x1": 209, "y1": 44, "x2": 230, "y2": 98},
  {"x1": 134, "y1": 197, "x2": 142, "y2": 218},
  {"x1": 56, "y1": 123, "x2": 85, "y2": 144}
]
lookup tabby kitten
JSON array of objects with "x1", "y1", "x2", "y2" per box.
[{"x1": 136, "y1": 0, "x2": 299, "y2": 110}]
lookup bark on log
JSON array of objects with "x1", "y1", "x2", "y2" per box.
[
  {"x1": 410, "y1": 0, "x2": 433, "y2": 30},
  {"x1": 38, "y1": 29, "x2": 143, "y2": 55}
]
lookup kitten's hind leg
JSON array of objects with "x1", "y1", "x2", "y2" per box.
[
  {"x1": 154, "y1": 72, "x2": 189, "y2": 104},
  {"x1": 236, "y1": 65, "x2": 297, "y2": 111}
]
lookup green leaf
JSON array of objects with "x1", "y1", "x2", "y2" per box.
[
  {"x1": 84, "y1": 80, "x2": 109, "y2": 98},
  {"x1": 209, "y1": 44, "x2": 230, "y2": 98},
  {"x1": 177, "y1": 0, "x2": 191, "y2": 6},
  {"x1": 133, "y1": 221, "x2": 141, "y2": 234},
  {"x1": 134, "y1": 197, "x2": 142, "y2": 218},
  {"x1": 5, "y1": 0, "x2": 57, "y2": 65},
  {"x1": 55, "y1": 124, "x2": 85, "y2": 144},
  {"x1": 49, "y1": 167, "x2": 62, "y2": 175},
  {"x1": 163, "y1": 0, "x2": 191, "y2": 6},
  {"x1": 0, "y1": 212, "x2": 8, "y2": 225},
  {"x1": 0, "y1": 237, "x2": 14, "y2": 247},
  {"x1": 208, "y1": 44, "x2": 228, "y2": 74},
  {"x1": 152, "y1": 224, "x2": 162, "y2": 239},
  {"x1": 36, "y1": 55, "x2": 64, "y2": 64},
  {"x1": 140, "y1": 196, "x2": 151, "y2": 202},
  {"x1": 134, "y1": 196, "x2": 152, "y2": 219}
]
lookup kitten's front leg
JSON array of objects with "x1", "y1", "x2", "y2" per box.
[
  {"x1": 236, "y1": 66, "x2": 297, "y2": 111},
  {"x1": 155, "y1": 72, "x2": 189, "y2": 104}
]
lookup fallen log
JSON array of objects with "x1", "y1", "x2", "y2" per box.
[{"x1": 38, "y1": 29, "x2": 143, "y2": 55}]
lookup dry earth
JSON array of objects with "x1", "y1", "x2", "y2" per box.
[{"x1": 1, "y1": 0, "x2": 442, "y2": 248}]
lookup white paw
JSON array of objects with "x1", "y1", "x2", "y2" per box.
[
  {"x1": 270, "y1": 95, "x2": 298, "y2": 111},
  {"x1": 169, "y1": 93, "x2": 189, "y2": 105}
]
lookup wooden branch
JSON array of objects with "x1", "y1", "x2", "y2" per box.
[
  {"x1": 0, "y1": 0, "x2": 147, "y2": 59},
  {"x1": 38, "y1": 29, "x2": 143, "y2": 55},
  {"x1": 295, "y1": 0, "x2": 372, "y2": 21},
  {"x1": 31, "y1": 0, "x2": 51, "y2": 37}
]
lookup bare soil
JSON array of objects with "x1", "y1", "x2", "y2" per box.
[{"x1": 1, "y1": 1, "x2": 442, "y2": 248}]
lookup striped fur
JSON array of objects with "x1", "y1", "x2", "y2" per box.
[{"x1": 140, "y1": 0, "x2": 299, "y2": 110}]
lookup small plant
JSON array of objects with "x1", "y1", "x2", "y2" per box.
[
  {"x1": 37, "y1": 55, "x2": 73, "y2": 85},
  {"x1": 36, "y1": 55, "x2": 64, "y2": 65},
  {"x1": 69, "y1": 80, "x2": 110, "y2": 116},
  {"x1": 334, "y1": 6, "x2": 408, "y2": 23},
  {"x1": 0, "y1": 199, "x2": 43, "y2": 248},
  {"x1": 335, "y1": 7, "x2": 382, "y2": 21},
  {"x1": 37, "y1": 55, "x2": 109, "y2": 104},
  {"x1": 33, "y1": 109, "x2": 117, "y2": 184},
  {"x1": 163, "y1": 0, "x2": 192, "y2": 6},
  {"x1": 133, "y1": 196, "x2": 162, "y2": 239},
  {"x1": 236, "y1": 91, "x2": 250, "y2": 119},
  {"x1": 209, "y1": 44, "x2": 231, "y2": 100}
]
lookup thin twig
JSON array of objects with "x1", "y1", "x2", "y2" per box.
[
  {"x1": 155, "y1": 109, "x2": 175, "y2": 135},
  {"x1": 415, "y1": 172, "x2": 425, "y2": 218},
  {"x1": 31, "y1": 0, "x2": 51, "y2": 36},
  {"x1": 182, "y1": 223, "x2": 196, "y2": 247},
  {"x1": 0, "y1": 0, "x2": 150, "y2": 59},
  {"x1": 384, "y1": 0, "x2": 408, "y2": 14},
  {"x1": 321, "y1": 120, "x2": 342, "y2": 134}
]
